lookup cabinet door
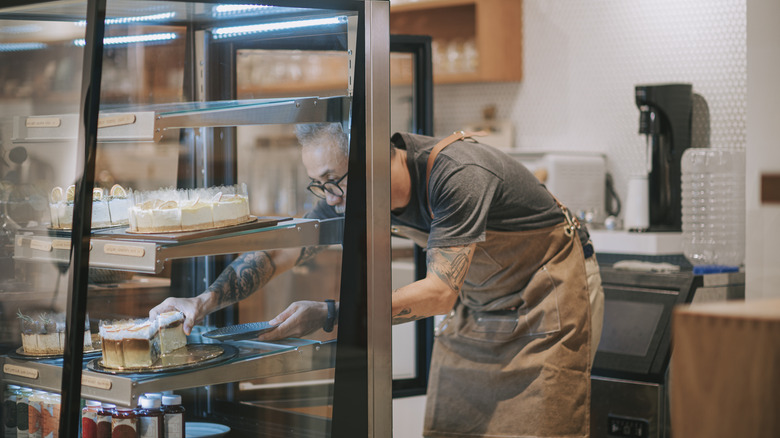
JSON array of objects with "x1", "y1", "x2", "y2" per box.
[
  {"x1": 0, "y1": 5, "x2": 89, "y2": 438},
  {"x1": 388, "y1": 35, "x2": 436, "y2": 399}
]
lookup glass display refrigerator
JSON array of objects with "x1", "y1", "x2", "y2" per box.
[{"x1": 0, "y1": 1, "x2": 391, "y2": 437}]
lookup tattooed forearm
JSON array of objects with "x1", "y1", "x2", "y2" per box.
[
  {"x1": 426, "y1": 245, "x2": 474, "y2": 293},
  {"x1": 391, "y1": 294, "x2": 426, "y2": 325},
  {"x1": 295, "y1": 245, "x2": 326, "y2": 266},
  {"x1": 212, "y1": 251, "x2": 276, "y2": 307}
]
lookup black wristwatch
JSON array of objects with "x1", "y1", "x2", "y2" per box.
[{"x1": 323, "y1": 299, "x2": 337, "y2": 333}]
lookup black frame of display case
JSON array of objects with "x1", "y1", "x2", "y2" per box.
[
  {"x1": 388, "y1": 34, "x2": 435, "y2": 399},
  {"x1": 0, "y1": 1, "x2": 386, "y2": 437}
]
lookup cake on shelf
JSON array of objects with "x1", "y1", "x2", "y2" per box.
[
  {"x1": 128, "y1": 184, "x2": 251, "y2": 233},
  {"x1": 49, "y1": 184, "x2": 130, "y2": 229},
  {"x1": 17, "y1": 310, "x2": 92, "y2": 355},
  {"x1": 157, "y1": 311, "x2": 187, "y2": 354},
  {"x1": 99, "y1": 311, "x2": 187, "y2": 369}
]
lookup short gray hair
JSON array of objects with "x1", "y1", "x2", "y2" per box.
[{"x1": 295, "y1": 123, "x2": 349, "y2": 156}]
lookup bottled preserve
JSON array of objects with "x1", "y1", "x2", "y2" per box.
[
  {"x1": 137, "y1": 396, "x2": 164, "y2": 438},
  {"x1": 96, "y1": 403, "x2": 116, "y2": 438},
  {"x1": 41, "y1": 393, "x2": 60, "y2": 438},
  {"x1": 161, "y1": 395, "x2": 185, "y2": 438},
  {"x1": 27, "y1": 391, "x2": 47, "y2": 438},
  {"x1": 81, "y1": 400, "x2": 102, "y2": 438},
  {"x1": 5, "y1": 384, "x2": 21, "y2": 437},
  {"x1": 111, "y1": 408, "x2": 137, "y2": 438},
  {"x1": 16, "y1": 387, "x2": 33, "y2": 438}
]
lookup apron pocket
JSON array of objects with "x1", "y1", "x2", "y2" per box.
[
  {"x1": 472, "y1": 310, "x2": 519, "y2": 334},
  {"x1": 457, "y1": 265, "x2": 562, "y2": 343}
]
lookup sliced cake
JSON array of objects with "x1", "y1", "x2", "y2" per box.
[{"x1": 157, "y1": 311, "x2": 187, "y2": 354}]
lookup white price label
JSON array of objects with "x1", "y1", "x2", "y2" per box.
[
  {"x1": 26, "y1": 117, "x2": 61, "y2": 128},
  {"x1": 98, "y1": 114, "x2": 136, "y2": 128},
  {"x1": 103, "y1": 244, "x2": 145, "y2": 258},
  {"x1": 4, "y1": 364, "x2": 39, "y2": 379},
  {"x1": 30, "y1": 239, "x2": 52, "y2": 252},
  {"x1": 52, "y1": 239, "x2": 71, "y2": 250},
  {"x1": 82, "y1": 374, "x2": 112, "y2": 390}
]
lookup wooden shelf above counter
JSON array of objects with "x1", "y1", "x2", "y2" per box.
[{"x1": 390, "y1": 0, "x2": 523, "y2": 84}]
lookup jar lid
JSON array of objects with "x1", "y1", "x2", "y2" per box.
[
  {"x1": 86, "y1": 400, "x2": 103, "y2": 407},
  {"x1": 141, "y1": 397, "x2": 161, "y2": 410},
  {"x1": 144, "y1": 392, "x2": 163, "y2": 400},
  {"x1": 161, "y1": 394, "x2": 181, "y2": 406}
]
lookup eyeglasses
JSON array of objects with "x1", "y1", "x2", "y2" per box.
[{"x1": 307, "y1": 172, "x2": 348, "y2": 199}]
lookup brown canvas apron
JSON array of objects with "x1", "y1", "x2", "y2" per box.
[{"x1": 394, "y1": 132, "x2": 593, "y2": 437}]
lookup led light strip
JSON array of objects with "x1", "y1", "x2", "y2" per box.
[
  {"x1": 213, "y1": 4, "x2": 271, "y2": 15},
  {"x1": 76, "y1": 12, "x2": 176, "y2": 27},
  {"x1": 212, "y1": 16, "x2": 343, "y2": 40},
  {"x1": 73, "y1": 32, "x2": 177, "y2": 47},
  {"x1": 0, "y1": 42, "x2": 47, "y2": 52}
]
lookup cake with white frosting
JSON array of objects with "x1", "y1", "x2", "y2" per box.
[
  {"x1": 49, "y1": 184, "x2": 130, "y2": 229},
  {"x1": 129, "y1": 184, "x2": 250, "y2": 233},
  {"x1": 157, "y1": 311, "x2": 187, "y2": 354},
  {"x1": 18, "y1": 311, "x2": 92, "y2": 355},
  {"x1": 99, "y1": 311, "x2": 187, "y2": 368}
]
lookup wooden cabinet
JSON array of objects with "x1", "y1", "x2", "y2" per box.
[{"x1": 390, "y1": 0, "x2": 523, "y2": 84}]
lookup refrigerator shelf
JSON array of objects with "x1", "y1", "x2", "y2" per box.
[
  {"x1": 11, "y1": 95, "x2": 351, "y2": 143},
  {"x1": 1, "y1": 338, "x2": 335, "y2": 407},
  {"x1": 14, "y1": 217, "x2": 344, "y2": 273}
]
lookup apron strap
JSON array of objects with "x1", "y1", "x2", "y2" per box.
[
  {"x1": 545, "y1": 187, "x2": 582, "y2": 237},
  {"x1": 425, "y1": 130, "x2": 487, "y2": 219}
]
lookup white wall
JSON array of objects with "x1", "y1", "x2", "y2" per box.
[
  {"x1": 433, "y1": 0, "x2": 747, "y2": 226},
  {"x1": 746, "y1": 0, "x2": 780, "y2": 299}
]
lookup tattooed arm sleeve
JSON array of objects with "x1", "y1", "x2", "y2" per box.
[
  {"x1": 391, "y1": 244, "x2": 475, "y2": 325},
  {"x1": 209, "y1": 245, "x2": 327, "y2": 308},
  {"x1": 209, "y1": 251, "x2": 277, "y2": 308}
]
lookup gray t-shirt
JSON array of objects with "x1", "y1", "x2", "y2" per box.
[{"x1": 389, "y1": 132, "x2": 589, "y2": 249}]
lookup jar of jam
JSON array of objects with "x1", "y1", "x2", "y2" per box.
[
  {"x1": 161, "y1": 395, "x2": 185, "y2": 438},
  {"x1": 5, "y1": 384, "x2": 21, "y2": 438},
  {"x1": 81, "y1": 400, "x2": 102, "y2": 438},
  {"x1": 41, "y1": 393, "x2": 60, "y2": 438},
  {"x1": 137, "y1": 396, "x2": 164, "y2": 438},
  {"x1": 96, "y1": 403, "x2": 115, "y2": 438},
  {"x1": 16, "y1": 387, "x2": 33, "y2": 438},
  {"x1": 111, "y1": 408, "x2": 137, "y2": 438},
  {"x1": 27, "y1": 391, "x2": 47, "y2": 438}
]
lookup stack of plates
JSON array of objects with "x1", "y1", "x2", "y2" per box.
[{"x1": 185, "y1": 422, "x2": 230, "y2": 438}]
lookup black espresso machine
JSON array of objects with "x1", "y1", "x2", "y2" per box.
[{"x1": 635, "y1": 83, "x2": 693, "y2": 232}]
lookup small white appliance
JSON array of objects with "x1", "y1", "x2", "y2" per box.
[{"x1": 509, "y1": 151, "x2": 607, "y2": 223}]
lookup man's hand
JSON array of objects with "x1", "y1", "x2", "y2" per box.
[
  {"x1": 149, "y1": 294, "x2": 211, "y2": 335},
  {"x1": 256, "y1": 300, "x2": 330, "y2": 341}
]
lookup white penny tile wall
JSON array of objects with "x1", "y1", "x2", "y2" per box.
[{"x1": 433, "y1": 0, "x2": 746, "y2": 208}]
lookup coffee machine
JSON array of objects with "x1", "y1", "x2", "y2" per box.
[{"x1": 635, "y1": 83, "x2": 693, "y2": 231}]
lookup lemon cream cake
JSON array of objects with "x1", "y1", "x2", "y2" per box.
[
  {"x1": 49, "y1": 184, "x2": 130, "y2": 229},
  {"x1": 129, "y1": 184, "x2": 250, "y2": 233},
  {"x1": 180, "y1": 198, "x2": 214, "y2": 231},
  {"x1": 18, "y1": 311, "x2": 92, "y2": 355},
  {"x1": 157, "y1": 311, "x2": 187, "y2": 354},
  {"x1": 99, "y1": 311, "x2": 187, "y2": 368}
]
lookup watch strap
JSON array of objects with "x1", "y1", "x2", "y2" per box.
[{"x1": 323, "y1": 299, "x2": 337, "y2": 332}]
